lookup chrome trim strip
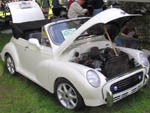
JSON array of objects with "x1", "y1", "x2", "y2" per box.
[{"x1": 145, "y1": 74, "x2": 150, "y2": 86}]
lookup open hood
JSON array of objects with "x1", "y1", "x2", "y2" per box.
[
  {"x1": 55, "y1": 8, "x2": 141, "y2": 56},
  {"x1": 8, "y1": 1, "x2": 45, "y2": 23}
]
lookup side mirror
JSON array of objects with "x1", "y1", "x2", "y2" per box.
[{"x1": 28, "y1": 38, "x2": 41, "y2": 49}]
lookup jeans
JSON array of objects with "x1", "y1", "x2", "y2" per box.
[
  {"x1": 115, "y1": 36, "x2": 138, "y2": 49},
  {"x1": 93, "y1": 8, "x2": 103, "y2": 16}
]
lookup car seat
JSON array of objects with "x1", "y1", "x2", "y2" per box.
[{"x1": 29, "y1": 32, "x2": 42, "y2": 43}]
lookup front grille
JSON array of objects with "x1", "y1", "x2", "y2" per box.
[{"x1": 110, "y1": 72, "x2": 143, "y2": 94}]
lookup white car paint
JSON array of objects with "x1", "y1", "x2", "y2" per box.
[
  {"x1": 0, "y1": 1, "x2": 149, "y2": 108},
  {"x1": 8, "y1": 1, "x2": 45, "y2": 23}
]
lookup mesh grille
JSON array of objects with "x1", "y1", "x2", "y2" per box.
[{"x1": 110, "y1": 72, "x2": 143, "y2": 94}]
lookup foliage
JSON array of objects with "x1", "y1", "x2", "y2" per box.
[{"x1": 120, "y1": 2, "x2": 150, "y2": 45}]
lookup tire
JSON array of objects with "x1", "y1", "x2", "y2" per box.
[
  {"x1": 6, "y1": 54, "x2": 16, "y2": 75},
  {"x1": 55, "y1": 79, "x2": 84, "y2": 110}
]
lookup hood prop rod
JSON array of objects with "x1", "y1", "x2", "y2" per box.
[{"x1": 104, "y1": 25, "x2": 118, "y2": 56}]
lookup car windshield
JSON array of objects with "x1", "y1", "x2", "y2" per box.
[{"x1": 48, "y1": 18, "x2": 89, "y2": 45}]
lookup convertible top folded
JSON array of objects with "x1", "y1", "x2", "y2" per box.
[{"x1": 12, "y1": 19, "x2": 51, "y2": 39}]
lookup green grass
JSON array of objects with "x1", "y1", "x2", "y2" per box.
[{"x1": 0, "y1": 33, "x2": 150, "y2": 113}]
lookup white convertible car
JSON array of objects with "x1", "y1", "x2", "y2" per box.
[{"x1": 0, "y1": 1, "x2": 149, "y2": 110}]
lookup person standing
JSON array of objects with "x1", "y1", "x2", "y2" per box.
[
  {"x1": 115, "y1": 27, "x2": 138, "y2": 49},
  {"x1": 52, "y1": 0, "x2": 68, "y2": 18},
  {"x1": 68, "y1": 0, "x2": 88, "y2": 19},
  {"x1": 42, "y1": 0, "x2": 50, "y2": 19},
  {"x1": 68, "y1": 0, "x2": 74, "y2": 9}
]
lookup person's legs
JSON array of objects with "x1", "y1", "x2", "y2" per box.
[
  {"x1": 125, "y1": 37, "x2": 138, "y2": 49},
  {"x1": 93, "y1": 8, "x2": 103, "y2": 16},
  {"x1": 130, "y1": 38, "x2": 138, "y2": 49},
  {"x1": 43, "y1": 8, "x2": 49, "y2": 19},
  {"x1": 114, "y1": 36, "x2": 124, "y2": 47}
]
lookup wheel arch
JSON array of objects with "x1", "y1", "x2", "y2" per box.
[
  {"x1": 1, "y1": 43, "x2": 20, "y2": 71},
  {"x1": 48, "y1": 61, "x2": 91, "y2": 93},
  {"x1": 5, "y1": 52, "x2": 10, "y2": 58},
  {"x1": 54, "y1": 77, "x2": 73, "y2": 93},
  {"x1": 51, "y1": 73, "x2": 88, "y2": 102}
]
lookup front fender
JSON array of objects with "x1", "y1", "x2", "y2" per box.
[
  {"x1": 34, "y1": 59, "x2": 104, "y2": 106},
  {"x1": 47, "y1": 61, "x2": 104, "y2": 106},
  {"x1": 48, "y1": 61, "x2": 89, "y2": 92},
  {"x1": 118, "y1": 47, "x2": 149, "y2": 73}
]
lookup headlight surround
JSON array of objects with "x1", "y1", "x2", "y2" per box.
[
  {"x1": 86, "y1": 70, "x2": 100, "y2": 88},
  {"x1": 139, "y1": 53, "x2": 149, "y2": 67}
]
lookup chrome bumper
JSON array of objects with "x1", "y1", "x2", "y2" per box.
[
  {"x1": 145, "y1": 74, "x2": 150, "y2": 86},
  {"x1": 107, "y1": 91, "x2": 113, "y2": 107},
  {"x1": 106, "y1": 74, "x2": 149, "y2": 107}
]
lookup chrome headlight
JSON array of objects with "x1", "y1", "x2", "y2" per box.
[
  {"x1": 139, "y1": 53, "x2": 149, "y2": 67},
  {"x1": 86, "y1": 70, "x2": 100, "y2": 88}
]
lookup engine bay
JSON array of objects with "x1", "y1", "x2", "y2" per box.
[{"x1": 73, "y1": 47, "x2": 137, "y2": 79}]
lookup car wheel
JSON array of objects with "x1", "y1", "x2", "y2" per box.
[
  {"x1": 6, "y1": 54, "x2": 16, "y2": 75},
  {"x1": 55, "y1": 79, "x2": 84, "y2": 110}
]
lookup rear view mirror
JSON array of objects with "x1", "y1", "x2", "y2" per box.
[{"x1": 29, "y1": 38, "x2": 40, "y2": 49}]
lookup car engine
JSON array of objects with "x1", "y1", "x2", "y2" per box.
[{"x1": 74, "y1": 47, "x2": 136, "y2": 79}]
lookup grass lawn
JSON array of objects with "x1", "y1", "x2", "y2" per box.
[{"x1": 0, "y1": 33, "x2": 150, "y2": 113}]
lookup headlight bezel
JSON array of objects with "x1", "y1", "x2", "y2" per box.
[{"x1": 86, "y1": 70, "x2": 100, "y2": 88}]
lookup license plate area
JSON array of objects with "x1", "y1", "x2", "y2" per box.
[{"x1": 113, "y1": 84, "x2": 143, "y2": 102}]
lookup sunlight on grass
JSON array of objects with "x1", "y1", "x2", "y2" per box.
[{"x1": 0, "y1": 33, "x2": 150, "y2": 113}]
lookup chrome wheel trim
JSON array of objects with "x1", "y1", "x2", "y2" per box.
[
  {"x1": 57, "y1": 83, "x2": 78, "y2": 109},
  {"x1": 6, "y1": 56, "x2": 15, "y2": 75}
]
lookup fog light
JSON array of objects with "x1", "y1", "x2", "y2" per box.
[
  {"x1": 138, "y1": 75, "x2": 142, "y2": 80},
  {"x1": 114, "y1": 86, "x2": 118, "y2": 92}
]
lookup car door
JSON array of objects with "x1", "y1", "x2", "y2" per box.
[
  {"x1": 23, "y1": 38, "x2": 53, "y2": 88},
  {"x1": 13, "y1": 38, "x2": 29, "y2": 70}
]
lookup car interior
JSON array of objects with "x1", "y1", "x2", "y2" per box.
[{"x1": 11, "y1": 19, "x2": 52, "y2": 46}]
